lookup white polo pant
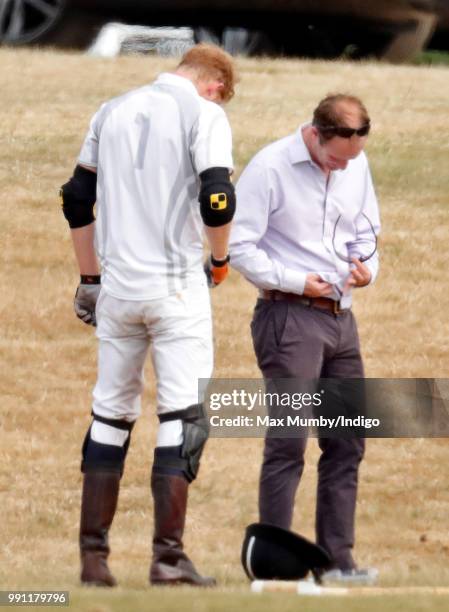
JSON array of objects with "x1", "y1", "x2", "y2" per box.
[{"x1": 92, "y1": 285, "x2": 213, "y2": 442}]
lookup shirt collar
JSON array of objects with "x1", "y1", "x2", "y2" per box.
[
  {"x1": 288, "y1": 123, "x2": 313, "y2": 165},
  {"x1": 154, "y1": 72, "x2": 199, "y2": 97}
]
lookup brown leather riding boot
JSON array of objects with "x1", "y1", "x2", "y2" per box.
[
  {"x1": 79, "y1": 471, "x2": 120, "y2": 587},
  {"x1": 149, "y1": 472, "x2": 216, "y2": 587}
]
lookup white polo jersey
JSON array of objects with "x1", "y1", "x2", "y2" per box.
[{"x1": 78, "y1": 73, "x2": 233, "y2": 300}]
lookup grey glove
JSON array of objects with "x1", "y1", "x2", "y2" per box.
[{"x1": 74, "y1": 276, "x2": 101, "y2": 326}]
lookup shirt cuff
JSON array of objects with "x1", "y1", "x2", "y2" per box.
[
  {"x1": 282, "y1": 268, "x2": 307, "y2": 295},
  {"x1": 77, "y1": 158, "x2": 97, "y2": 169},
  {"x1": 196, "y1": 162, "x2": 234, "y2": 175}
]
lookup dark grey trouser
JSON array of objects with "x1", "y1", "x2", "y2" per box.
[{"x1": 251, "y1": 298, "x2": 365, "y2": 570}]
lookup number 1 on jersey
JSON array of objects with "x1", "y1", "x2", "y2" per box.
[{"x1": 135, "y1": 113, "x2": 151, "y2": 170}]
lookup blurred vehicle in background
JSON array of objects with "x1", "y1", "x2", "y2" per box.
[
  {"x1": 0, "y1": 0, "x2": 444, "y2": 61},
  {"x1": 428, "y1": 0, "x2": 449, "y2": 49}
]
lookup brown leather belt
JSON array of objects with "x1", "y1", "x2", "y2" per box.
[{"x1": 260, "y1": 289, "x2": 349, "y2": 315}]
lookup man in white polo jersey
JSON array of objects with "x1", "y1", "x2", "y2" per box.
[{"x1": 60, "y1": 44, "x2": 237, "y2": 587}]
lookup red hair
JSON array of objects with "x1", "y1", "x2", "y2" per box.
[{"x1": 178, "y1": 43, "x2": 237, "y2": 102}]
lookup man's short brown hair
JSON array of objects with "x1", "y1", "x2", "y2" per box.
[
  {"x1": 313, "y1": 94, "x2": 370, "y2": 142},
  {"x1": 178, "y1": 43, "x2": 236, "y2": 103}
]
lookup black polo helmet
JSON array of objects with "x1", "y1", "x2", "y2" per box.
[{"x1": 241, "y1": 523, "x2": 332, "y2": 581}]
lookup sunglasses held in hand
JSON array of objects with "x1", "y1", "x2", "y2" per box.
[{"x1": 332, "y1": 213, "x2": 378, "y2": 263}]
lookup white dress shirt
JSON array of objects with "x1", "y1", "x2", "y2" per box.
[{"x1": 229, "y1": 125, "x2": 380, "y2": 308}]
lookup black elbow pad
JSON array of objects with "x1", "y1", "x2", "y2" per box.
[
  {"x1": 199, "y1": 167, "x2": 236, "y2": 227},
  {"x1": 60, "y1": 165, "x2": 97, "y2": 229}
]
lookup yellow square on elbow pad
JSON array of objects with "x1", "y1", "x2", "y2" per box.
[{"x1": 210, "y1": 193, "x2": 228, "y2": 210}]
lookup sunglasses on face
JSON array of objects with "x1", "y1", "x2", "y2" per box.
[{"x1": 316, "y1": 123, "x2": 371, "y2": 138}]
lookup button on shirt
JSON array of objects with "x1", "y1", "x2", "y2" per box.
[
  {"x1": 78, "y1": 73, "x2": 233, "y2": 300},
  {"x1": 229, "y1": 125, "x2": 380, "y2": 308}
]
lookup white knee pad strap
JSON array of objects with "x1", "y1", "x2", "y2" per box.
[
  {"x1": 91, "y1": 420, "x2": 130, "y2": 447},
  {"x1": 156, "y1": 420, "x2": 183, "y2": 447}
]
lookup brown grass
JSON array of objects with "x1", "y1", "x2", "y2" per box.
[{"x1": 0, "y1": 48, "x2": 448, "y2": 609}]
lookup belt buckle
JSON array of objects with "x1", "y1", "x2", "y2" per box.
[{"x1": 333, "y1": 300, "x2": 341, "y2": 315}]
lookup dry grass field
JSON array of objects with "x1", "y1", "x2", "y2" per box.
[{"x1": 0, "y1": 48, "x2": 448, "y2": 611}]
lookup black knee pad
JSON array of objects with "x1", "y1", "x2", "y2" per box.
[
  {"x1": 152, "y1": 446, "x2": 185, "y2": 480},
  {"x1": 81, "y1": 414, "x2": 135, "y2": 476},
  {"x1": 154, "y1": 404, "x2": 210, "y2": 482}
]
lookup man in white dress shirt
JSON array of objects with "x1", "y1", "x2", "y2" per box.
[
  {"x1": 230, "y1": 94, "x2": 380, "y2": 583},
  {"x1": 60, "y1": 44, "x2": 236, "y2": 587}
]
